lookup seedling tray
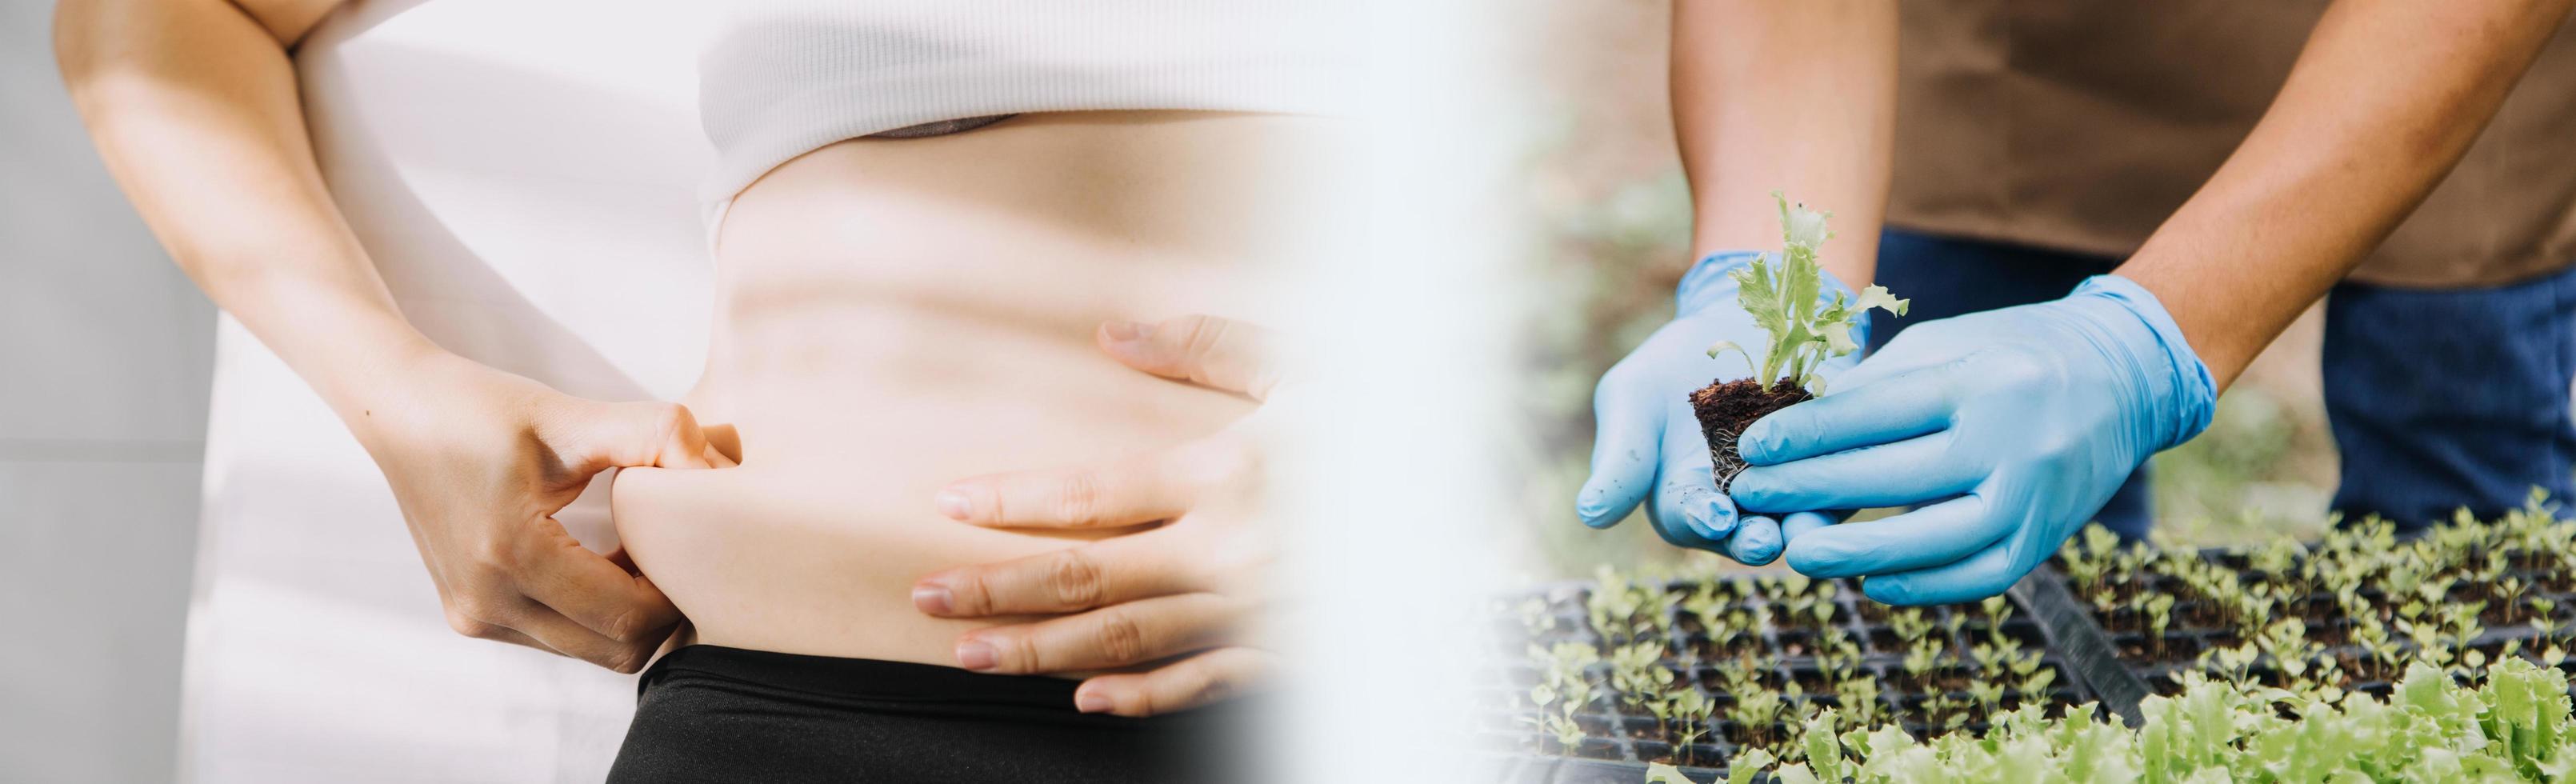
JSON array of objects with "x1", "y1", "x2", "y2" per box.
[
  {"x1": 2056, "y1": 545, "x2": 2576, "y2": 701},
  {"x1": 1493, "y1": 507, "x2": 2576, "y2": 782},
  {"x1": 1482, "y1": 566, "x2": 2128, "y2": 783}
]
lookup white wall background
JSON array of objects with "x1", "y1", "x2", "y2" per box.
[{"x1": 0, "y1": 1, "x2": 215, "y2": 781}]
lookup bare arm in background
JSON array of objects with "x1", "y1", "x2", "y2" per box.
[
  {"x1": 1671, "y1": 0, "x2": 1896, "y2": 286},
  {"x1": 1572, "y1": 2, "x2": 1899, "y2": 564},
  {"x1": 55, "y1": 0, "x2": 716, "y2": 672},
  {"x1": 2122, "y1": 0, "x2": 2576, "y2": 390}
]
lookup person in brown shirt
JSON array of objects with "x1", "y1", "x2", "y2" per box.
[{"x1": 1580, "y1": 1, "x2": 2576, "y2": 605}]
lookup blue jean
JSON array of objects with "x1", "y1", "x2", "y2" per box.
[
  {"x1": 1869, "y1": 230, "x2": 2576, "y2": 538},
  {"x1": 2322, "y1": 265, "x2": 2576, "y2": 532}
]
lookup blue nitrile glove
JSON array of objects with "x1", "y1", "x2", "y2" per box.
[
  {"x1": 1577, "y1": 250, "x2": 1855, "y2": 565},
  {"x1": 1730, "y1": 274, "x2": 2217, "y2": 604}
]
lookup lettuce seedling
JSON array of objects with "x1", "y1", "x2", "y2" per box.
[
  {"x1": 1691, "y1": 194, "x2": 1909, "y2": 490},
  {"x1": 1706, "y1": 193, "x2": 1908, "y2": 394}
]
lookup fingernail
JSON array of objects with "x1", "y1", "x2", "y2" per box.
[
  {"x1": 1102, "y1": 320, "x2": 1150, "y2": 342},
  {"x1": 1074, "y1": 693, "x2": 1112, "y2": 713},
  {"x1": 955, "y1": 639, "x2": 998, "y2": 671},
  {"x1": 911, "y1": 584, "x2": 952, "y2": 614},
  {"x1": 935, "y1": 488, "x2": 972, "y2": 520}
]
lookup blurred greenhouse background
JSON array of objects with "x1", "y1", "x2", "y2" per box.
[{"x1": 1503, "y1": 0, "x2": 2339, "y2": 580}]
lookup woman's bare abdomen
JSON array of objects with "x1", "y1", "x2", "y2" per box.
[{"x1": 610, "y1": 112, "x2": 1329, "y2": 666}]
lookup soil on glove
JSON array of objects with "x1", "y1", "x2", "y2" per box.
[{"x1": 1689, "y1": 377, "x2": 1811, "y2": 493}]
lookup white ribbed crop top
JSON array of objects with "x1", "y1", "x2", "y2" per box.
[{"x1": 697, "y1": 1, "x2": 1347, "y2": 207}]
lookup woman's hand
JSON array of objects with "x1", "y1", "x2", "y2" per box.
[
  {"x1": 910, "y1": 315, "x2": 1282, "y2": 717},
  {"x1": 58, "y1": 0, "x2": 725, "y2": 674},
  {"x1": 352, "y1": 352, "x2": 722, "y2": 672}
]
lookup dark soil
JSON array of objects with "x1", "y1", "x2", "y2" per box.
[{"x1": 1689, "y1": 377, "x2": 1812, "y2": 492}]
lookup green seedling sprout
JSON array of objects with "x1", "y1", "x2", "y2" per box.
[
  {"x1": 1610, "y1": 642, "x2": 1676, "y2": 718},
  {"x1": 2143, "y1": 593, "x2": 2176, "y2": 659},
  {"x1": 1705, "y1": 193, "x2": 1908, "y2": 394},
  {"x1": 1522, "y1": 641, "x2": 1600, "y2": 754},
  {"x1": 1663, "y1": 687, "x2": 1716, "y2": 765}
]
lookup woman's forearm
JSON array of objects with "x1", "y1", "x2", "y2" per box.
[
  {"x1": 54, "y1": 0, "x2": 439, "y2": 420},
  {"x1": 1670, "y1": 0, "x2": 1896, "y2": 286},
  {"x1": 2118, "y1": 0, "x2": 2574, "y2": 390}
]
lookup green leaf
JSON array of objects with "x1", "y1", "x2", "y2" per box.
[
  {"x1": 1802, "y1": 708, "x2": 1845, "y2": 782},
  {"x1": 1726, "y1": 748, "x2": 1774, "y2": 784},
  {"x1": 1644, "y1": 762, "x2": 1694, "y2": 784},
  {"x1": 1818, "y1": 320, "x2": 1857, "y2": 355},
  {"x1": 1778, "y1": 249, "x2": 1823, "y2": 348},
  {"x1": 1774, "y1": 191, "x2": 1832, "y2": 250},
  {"x1": 1854, "y1": 284, "x2": 1910, "y2": 317},
  {"x1": 1705, "y1": 338, "x2": 1763, "y2": 379},
  {"x1": 1733, "y1": 254, "x2": 1786, "y2": 338}
]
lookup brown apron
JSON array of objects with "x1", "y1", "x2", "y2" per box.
[{"x1": 1889, "y1": 1, "x2": 2576, "y2": 288}]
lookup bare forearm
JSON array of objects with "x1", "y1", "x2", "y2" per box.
[
  {"x1": 2119, "y1": 0, "x2": 2574, "y2": 389},
  {"x1": 1670, "y1": 0, "x2": 1895, "y2": 286},
  {"x1": 54, "y1": 0, "x2": 434, "y2": 414}
]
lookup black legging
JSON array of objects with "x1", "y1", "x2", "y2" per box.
[{"x1": 608, "y1": 645, "x2": 1249, "y2": 783}]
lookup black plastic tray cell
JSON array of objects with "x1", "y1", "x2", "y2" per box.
[{"x1": 1486, "y1": 566, "x2": 2133, "y2": 782}]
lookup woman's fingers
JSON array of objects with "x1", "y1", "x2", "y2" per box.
[
  {"x1": 554, "y1": 400, "x2": 715, "y2": 472},
  {"x1": 953, "y1": 592, "x2": 1247, "y2": 675},
  {"x1": 511, "y1": 518, "x2": 686, "y2": 651},
  {"x1": 1073, "y1": 646, "x2": 1273, "y2": 717},
  {"x1": 1096, "y1": 314, "x2": 1284, "y2": 399},
  {"x1": 446, "y1": 591, "x2": 665, "y2": 674},
  {"x1": 699, "y1": 422, "x2": 742, "y2": 466},
  {"x1": 914, "y1": 532, "x2": 1202, "y2": 618},
  {"x1": 936, "y1": 440, "x2": 1237, "y2": 529}
]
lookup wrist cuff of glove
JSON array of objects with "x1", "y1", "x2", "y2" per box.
[
  {"x1": 1676, "y1": 250, "x2": 1861, "y2": 317},
  {"x1": 2072, "y1": 274, "x2": 2218, "y2": 450}
]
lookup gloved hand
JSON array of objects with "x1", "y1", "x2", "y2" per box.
[
  {"x1": 1577, "y1": 250, "x2": 1856, "y2": 564},
  {"x1": 1730, "y1": 274, "x2": 2216, "y2": 604}
]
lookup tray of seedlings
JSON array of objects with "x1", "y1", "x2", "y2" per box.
[
  {"x1": 1487, "y1": 496, "x2": 2576, "y2": 782},
  {"x1": 1480, "y1": 566, "x2": 2098, "y2": 783},
  {"x1": 2054, "y1": 494, "x2": 2576, "y2": 704}
]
